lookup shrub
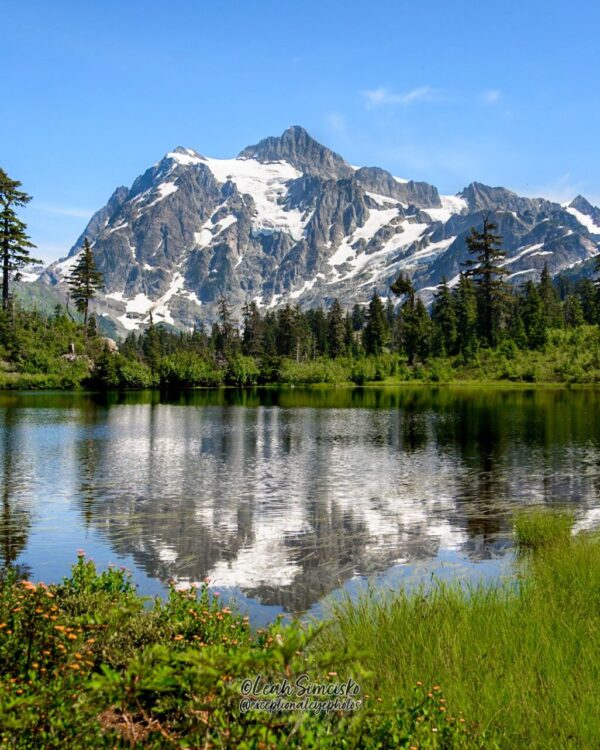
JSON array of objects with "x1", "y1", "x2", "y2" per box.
[{"x1": 158, "y1": 353, "x2": 223, "y2": 388}]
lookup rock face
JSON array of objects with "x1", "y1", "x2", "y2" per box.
[{"x1": 31, "y1": 126, "x2": 600, "y2": 336}]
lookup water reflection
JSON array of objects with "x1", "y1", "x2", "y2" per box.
[{"x1": 0, "y1": 388, "x2": 599, "y2": 617}]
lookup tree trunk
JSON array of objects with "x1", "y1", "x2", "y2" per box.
[{"x1": 2, "y1": 216, "x2": 9, "y2": 310}]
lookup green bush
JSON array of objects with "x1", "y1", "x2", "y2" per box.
[
  {"x1": 225, "y1": 355, "x2": 261, "y2": 386},
  {"x1": 0, "y1": 558, "x2": 477, "y2": 749},
  {"x1": 158, "y1": 353, "x2": 224, "y2": 388}
]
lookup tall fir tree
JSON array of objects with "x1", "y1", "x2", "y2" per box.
[
  {"x1": 391, "y1": 274, "x2": 431, "y2": 364},
  {"x1": 327, "y1": 299, "x2": 346, "y2": 358},
  {"x1": 362, "y1": 292, "x2": 389, "y2": 355},
  {"x1": 0, "y1": 169, "x2": 40, "y2": 310},
  {"x1": 67, "y1": 238, "x2": 104, "y2": 335},
  {"x1": 454, "y1": 273, "x2": 479, "y2": 358},
  {"x1": 464, "y1": 216, "x2": 509, "y2": 347},
  {"x1": 564, "y1": 294, "x2": 584, "y2": 328},
  {"x1": 576, "y1": 279, "x2": 598, "y2": 325},
  {"x1": 539, "y1": 264, "x2": 561, "y2": 328},
  {"x1": 143, "y1": 312, "x2": 162, "y2": 373},
  {"x1": 431, "y1": 277, "x2": 458, "y2": 356},
  {"x1": 521, "y1": 281, "x2": 547, "y2": 349},
  {"x1": 241, "y1": 301, "x2": 264, "y2": 357},
  {"x1": 351, "y1": 303, "x2": 366, "y2": 331},
  {"x1": 216, "y1": 295, "x2": 239, "y2": 357}
]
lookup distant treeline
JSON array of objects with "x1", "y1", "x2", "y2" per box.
[{"x1": 2, "y1": 218, "x2": 600, "y2": 389}]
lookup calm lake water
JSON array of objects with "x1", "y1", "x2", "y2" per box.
[{"x1": 1, "y1": 387, "x2": 599, "y2": 624}]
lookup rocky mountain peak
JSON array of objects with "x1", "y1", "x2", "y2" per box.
[
  {"x1": 570, "y1": 195, "x2": 596, "y2": 215},
  {"x1": 238, "y1": 125, "x2": 353, "y2": 179},
  {"x1": 459, "y1": 182, "x2": 541, "y2": 214},
  {"x1": 30, "y1": 127, "x2": 600, "y2": 337}
]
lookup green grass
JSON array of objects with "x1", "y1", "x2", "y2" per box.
[
  {"x1": 2, "y1": 514, "x2": 600, "y2": 747},
  {"x1": 316, "y1": 511, "x2": 600, "y2": 749},
  {"x1": 513, "y1": 507, "x2": 575, "y2": 550}
]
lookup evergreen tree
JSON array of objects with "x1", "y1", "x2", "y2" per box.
[
  {"x1": 401, "y1": 297, "x2": 432, "y2": 364},
  {"x1": 464, "y1": 216, "x2": 509, "y2": 347},
  {"x1": 539, "y1": 264, "x2": 561, "y2": 328},
  {"x1": 307, "y1": 308, "x2": 328, "y2": 357},
  {"x1": 508, "y1": 298, "x2": 527, "y2": 349},
  {"x1": 431, "y1": 277, "x2": 457, "y2": 356},
  {"x1": 327, "y1": 299, "x2": 346, "y2": 358},
  {"x1": 143, "y1": 313, "x2": 162, "y2": 373},
  {"x1": 86, "y1": 314, "x2": 98, "y2": 341},
  {"x1": 0, "y1": 169, "x2": 40, "y2": 310},
  {"x1": 385, "y1": 298, "x2": 395, "y2": 329},
  {"x1": 67, "y1": 238, "x2": 104, "y2": 334},
  {"x1": 344, "y1": 313, "x2": 356, "y2": 355},
  {"x1": 454, "y1": 273, "x2": 479, "y2": 358},
  {"x1": 351, "y1": 304, "x2": 366, "y2": 331},
  {"x1": 241, "y1": 301, "x2": 264, "y2": 357},
  {"x1": 564, "y1": 294, "x2": 584, "y2": 328},
  {"x1": 216, "y1": 295, "x2": 239, "y2": 357},
  {"x1": 576, "y1": 279, "x2": 598, "y2": 324},
  {"x1": 276, "y1": 304, "x2": 296, "y2": 357},
  {"x1": 391, "y1": 274, "x2": 431, "y2": 364},
  {"x1": 362, "y1": 292, "x2": 389, "y2": 355},
  {"x1": 521, "y1": 281, "x2": 547, "y2": 349}
]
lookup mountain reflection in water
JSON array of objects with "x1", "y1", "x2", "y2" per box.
[{"x1": 1, "y1": 387, "x2": 599, "y2": 621}]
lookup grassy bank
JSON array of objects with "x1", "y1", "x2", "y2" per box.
[
  {"x1": 1, "y1": 511, "x2": 600, "y2": 747},
  {"x1": 3, "y1": 326, "x2": 600, "y2": 391},
  {"x1": 318, "y1": 509, "x2": 600, "y2": 748}
]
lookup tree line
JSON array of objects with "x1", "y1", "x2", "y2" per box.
[
  {"x1": 119, "y1": 215, "x2": 600, "y2": 370},
  {"x1": 2, "y1": 166, "x2": 600, "y2": 389}
]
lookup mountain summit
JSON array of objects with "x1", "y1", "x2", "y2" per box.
[
  {"x1": 238, "y1": 125, "x2": 353, "y2": 180},
  {"x1": 31, "y1": 127, "x2": 600, "y2": 336}
]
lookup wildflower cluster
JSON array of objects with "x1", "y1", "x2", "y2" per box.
[{"x1": 0, "y1": 558, "x2": 478, "y2": 749}]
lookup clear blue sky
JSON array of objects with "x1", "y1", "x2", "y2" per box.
[{"x1": 2, "y1": 0, "x2": 599, "y2": 262}]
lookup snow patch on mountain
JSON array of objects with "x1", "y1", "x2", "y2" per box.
[
  {"x1": 201, "y1": 156, "x2": 307, "y2": 240},
  {"x1": 566, "y1": 206, "x2": 600, "y2": 235},
  {"x1": 145, "y1": 182, "x2": 179, "y2": 209},
  {"x1": 424, "y1": 194, "x2": 468, "y2": 223}
]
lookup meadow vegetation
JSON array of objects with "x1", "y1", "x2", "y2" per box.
[{"x1": 1, "y1": 511, "x2": 600, "y2": 748}]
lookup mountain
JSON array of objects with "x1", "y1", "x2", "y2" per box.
[{"x1": 27, "y1": 126, "x2": 600, "y2": 336}]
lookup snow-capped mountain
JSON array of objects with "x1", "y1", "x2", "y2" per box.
[{"x1": 29, "y1": 126, "x2": 600, "y2": 334}]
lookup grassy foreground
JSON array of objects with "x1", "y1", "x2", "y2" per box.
[{"x1": 0, "y1": 511, "x2": 599, "y2": 748}]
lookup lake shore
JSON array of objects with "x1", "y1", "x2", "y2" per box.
[{"x1": 1, "y1": 511, "x2": 598, "y2": 748}]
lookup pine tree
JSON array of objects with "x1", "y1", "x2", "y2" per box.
[
  {"x1": 576, "y1": 279, "x2": 598, "y2": 325},
  {"x1": 564, "y1": 294, "x2": 584, "y2": 328},
  {"x1": 391, "y1": 274, "x2": 431, "y2": 364},
  {"x1": 242, "y1": 301, "x2": 264, "y2": 357},
  {"x1": 327, "y1": 299, "x2": 346, "y2": 358},
  {"x1": 0, "y1": 169, "x2": 40, "y2": 310},
  {"x1": 539, "y1": 264, "x2": 561, "y2": 328},
  {"x1": 143, "y1": 313, "x2": 162, "y2": 373},
  {"x1": 431, "y1": 277, "x2": 458, "y2": 356},
  {"x1": 464, "y1": 216, "x2": 509, "y2": 347},
  {"x1": 362, "y1": 292, "x2": 389, "y2": 355},
  {"x1": 216, "y1": 295, "x2": 239, "y2": 357},
  {"x1": 67, "y1": 238, "x2": 104, "y2": 334},
  {"x1": 385, "y1": 298, "x2": 395, "y2": 329},
  {"x1": 307, "y1": 308, "x2": 328, "y2": 357},
  {"x1": 521, "y1": 281, "x2": 547, "y2": 349},
  {"x1": 351, "y1": 304, "x2": 366, "y2": 331},
  {"x1": 454, "y1": 273, "x2": 479, "y2": 358}
]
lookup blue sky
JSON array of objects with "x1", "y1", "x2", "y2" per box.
[{"x1": 2, "y1": 0, "x2": 599, "y2": 262}]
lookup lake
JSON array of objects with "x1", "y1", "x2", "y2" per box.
[{"x1": 1, "y1": 387, "x2": 599, "y2": 625}]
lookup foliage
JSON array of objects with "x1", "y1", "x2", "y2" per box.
[
  {"x1": 67, "y1": 239, "x2": 104, "y2": 331},
  {"x1": 0, "y1": 557, "x2": 478, "y2": 748},
  {"x1": 2, "y1": 213, "x2": 600, "y2": 389},
  {"x1": 513, "y1": 508, "x2": 575, "y2": 551},
  {"x1": 318, "y1": 516, "x2": 600, "y2": 749},
  {"x1": 0, "y1": 169, "x2": 40, "y2": 310}
]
